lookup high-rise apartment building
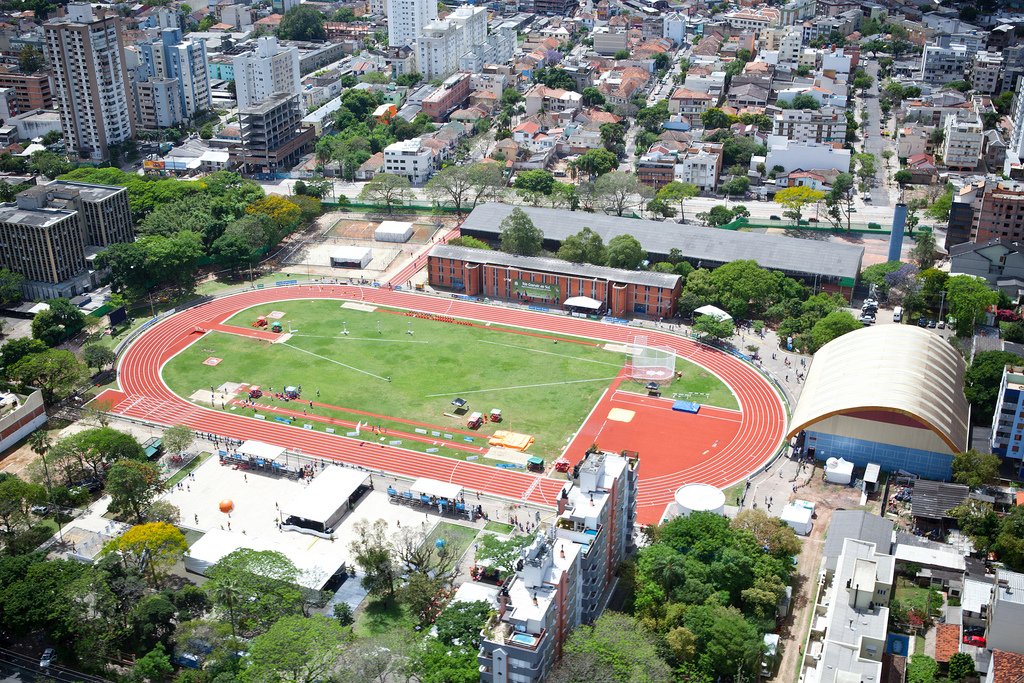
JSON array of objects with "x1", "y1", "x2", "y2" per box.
[
  {"x1": 0, "y1": 181, "x2": 133, "y2": 299},
  {"x1": 232, "y1": 37, "x2": 300, "y2": 110},
  {"x1": 43, "y1": 3, "x2": 135, "y2": 161},
  {"x1": 478, "y1": 450, "x2": 638, "y2": 683},
  {"x1": 135, "y1": 27, "x2": 212, "y2": 128},
  {"x1": 386, "y1": 0, "x2": 437, "y2": 48},
  {"x1": 942, "y1": 111, "x2": 984, "y2": 171},
  {"x1": 414, "y1": 6, "x2": 487, "y2": 80}
]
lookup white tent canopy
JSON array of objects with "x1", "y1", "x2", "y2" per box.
[
  {"x1": 410, "y1": 477, "x2": 463, "y2": 500},
  {"x1": 330, "y1": 246, "x2": 372, "y2": 269},
  {"x1": 563, "y1": 296, "x2": 604, "y2": 310},
  {"x1": 375, "y1": 220, "x2": 414, "y2": 243},
  {"x1": 283, "y1": 466, "x2": 369, "y2": 526},
  {"x1": 694, "y1": 305, "x2": 732, "y2": 321},
  {"x1": 238, "y1": 440, "x2": 286, "y2": 462}
]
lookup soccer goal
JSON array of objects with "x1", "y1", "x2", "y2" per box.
[{"x1": 629, "y1": 335, "x2": 676, "y2": 383}]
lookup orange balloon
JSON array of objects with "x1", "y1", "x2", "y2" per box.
[{"x1": 219, "y1": 499, "x2": 234, "y2": 513}]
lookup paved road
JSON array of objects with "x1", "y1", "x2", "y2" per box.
[{"x1": 859, "y1": 61, "x2": 898, "y2": 208}]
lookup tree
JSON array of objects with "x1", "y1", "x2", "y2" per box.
[
  {"x1": 103, "y1": 522, "x2": 187, "y2": 588},
  {"x1": 246, "y1": 196, "x2": 302, "y2": 239},
  {"x1": 657, "y1": 182, "x2": 698, "y2": 223},
  {"x1": 18, "y1": 45, "x2": 44, "y2": 74},
  {"x1": 605, "y1": 234, "x2": 646, "y2": 270},
  {"x1": 162, "y1": 425, "x2": 194, "y2": 456},
  {"x1": 81, "y1": 343, "x2": 116, "y2": 373},
  {"x1": 948, "y1": 500, "x2": 1001, "y2": 554},
  {"x1": 700, "y1": 108, "x2": 732, "y2": 130},
  {"x1": 948, "y1": 652, "x2": 976, "y2": 682},
  {"x1": 595, "y1": 171, "x2": 645, "y2": 217},
  {"x1": 9, "y1": 349, "x2": 87, "y2": 404},
  {"x1": 32, "y1": 297, "x2": 87, "y2": 347},
  {"x1": 555, "y1": 227, "x2": 605, "y2": 265},
  {"x1": 212, "y1": 216, "x2": 270, "y2": 273},
  {"x1": 29, "y1": 150, "x2": 73, "y2": 180},
  {"x1": 965, "y1": 351, "x2": 1022, "y2": 424},
  {"x1": 426, "y1": 165, "x2": 474, "y2": 214},
  {"x1": 0, "y1": 268, "x2": 24, "y2": 306},
  {"x1": 332, "y1": 601, "x2": 354, "y2": 627},
  {"x1": 242, "y1": 614, "x2": 347, "y2": 683},
  {"x1": 952, "y1": 449, "x2": 1001, "y2": 488},
  {"x1": 407, "y1": 639, "x2": 478, "y2": 683},
  {"x1": 359, "y1": 173, "x2": 412, "y2": 214},
  {"x1": 435, "y1": 600, "x2": 493, "y2": 648},
  {"x1": 550, "y1": 612, "x2": 672, "y2": 683},
  {"x1": 131, "y1": 644, "x2": 174, "y2": 683},
  {"x1": 926, "y1": 186, "x2": 954, "y2": 221},
  {"x1": 599, "y1": 122, "x2": 627, "y2": 156},
  {"x1": 824, "y1": 173, "x2": 856, "y2": 231},
  {"x1": 581, "y1": 87, "x2": 605, "y2": 107},
  {"x1": 205, "y1": 549, "x2": 304, "y2": 636},
  {"x1": 693, "y1": 314, "x2": 735, "y2": 341},
  {"x1": 0, "y1": 474, "x2": 46, "y2": 548},
  {"x1": 894, "y1": 169, "x2": 913, "y2": 188},
  {"x1": 48, "y1": 427, "x2": 146, "y2": 482},
  {"x1": 570, "y1": 148, "x2": 619, "y2": 180},
  {"x1": 808, "y1": 310, "x2": 861, "y2": 352},
  {"x1": 448, "y1": 236, "x2": 490, "y2": 250},
  {"x1": 907, "y1": 654, "x2": 938, "y2": 683},
  {"x1": 721, "y1": 176, "x2": 749, "y2": 197},
  {"x1": 636, "y1": 101, "x2": 670, "y2": 134},
  {"x1": 910, "y1": 230, "x2": 937, "y2": 269},
  {"x1": 696, "y1": 205, "x2": 737, "y2": 227},
  {"x1": 106, "y1": 460, "x2": 163, "y2": 524},
  {"x1": 499, "y1": 207, "x2": 544, "y2": 256},
  {"x1": 349, "y1": 519, "x2": 400, "y2": 602},
  {"x1": 775, "y1": 186, "x2": 825, "y2": 224},
  {"x1": 467, "y1": 162, "x2": 506, "y2": 206},
  {"x1": 0, "y1": 338, "x2": 46, "y2": 375},
  {"x1": 514, "y1": 169, "x2": 556, "y2": 201},
  {"x1": 276, "y1": 4, "x2": 325, "y2": 40},
  {"x1": 946, "y1": 274, "x2": 999, "y2": 337}
]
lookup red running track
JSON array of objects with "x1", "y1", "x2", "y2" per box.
[{"x1": 106, "y1": 286, "x2": 787, "y2": 521}]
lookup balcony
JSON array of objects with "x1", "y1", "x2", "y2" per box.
[{"x1": 483, "y1": 616, "x2": 545, "y2": 651}]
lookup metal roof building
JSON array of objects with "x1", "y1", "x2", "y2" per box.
[
  {"x1": 789, "y1": 325, "x2": 970, "y2": 481},
  {"x1": 459, "y1": 203, "x2": 864, "y2": 284}
]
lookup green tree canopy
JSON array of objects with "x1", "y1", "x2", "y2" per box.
[
  {"x1": 105, "y1": 459, "x2": 163, "y2": 524},
  {"x1": 499, "y1": 207, "x2": 544, "y2": 256},
  {"x1": 557, "y1": 227, "x2": 607, "y2": 265},
  {"x1": 276, "y1": 4, "x2": 325, "y2": 40},
  {"x1": 9, "y1": 349, "x2": 87, "y2": 404},
  {"x1": 242, "y1": 614, "x2": 348, "y2": 683},
  {"x1": 952, "y1": 449, "x2": 1001, "y2": 488},
  {"x1": 946, "y1": 274, "x2": 999, "y2": 336},
  {"x1": 435, "y1": 600, "x2": 493, "y2": 648},
  {"x1": 550, "y1": 611, "x2": 672, "y2": 682},
  {"x1": 693, "y1": 314, "x2": 735, "y2": 340},
  {"x1": 205, "y1": 549, "x2": 305, "y2": 636},
  {"x1": 808, "y1": 310, "x2": 862, "y2": 352},
  {"x1": 964, "y1": 351, "x2": 1021, "y2": 424},
  {"x1": 605, "y1": 234, "x2": 646, "y2": 270},
  {"x1": 0, "y1": 268, "x2": 24, "y2": 306},
  {"x1": 32, "y1": 298, "x2": 87, "y2": 347}
]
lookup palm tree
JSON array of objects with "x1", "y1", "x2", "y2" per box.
[
  {"x1": 209, "y1": 578, "x2": 243, "y2": 668},
  {"x1": 28, "y1": 430, "x2": 52, "y2": 491}
]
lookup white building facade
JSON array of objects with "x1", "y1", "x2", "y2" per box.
[
  {"x1": 383, "y1": 137, "x2": 437, "y2": 184},
  {"x1": 232, "y1": 37, "x2": 301, "y2": 110},
  {"x1": 764, "y1": 135, "x2": 851, "y2": 173},
  {"x1": 386, "y1": 0, "x2": 437, "y2": 48}
]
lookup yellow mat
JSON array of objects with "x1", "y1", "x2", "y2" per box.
[
  {"x1": 488, "y1": 430, "x2": 535, "y2": 451},
  {"x1": 607, "y1": 408, "x2": 635, "y2": 423}
]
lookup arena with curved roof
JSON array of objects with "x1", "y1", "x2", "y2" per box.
[{"x1": 787, "y1": 325, "x2": 970, "y2": 480}]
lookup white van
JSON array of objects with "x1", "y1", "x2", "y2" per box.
[{"x1": 893, "y1": 306, "x2": 903, "y2": 323}]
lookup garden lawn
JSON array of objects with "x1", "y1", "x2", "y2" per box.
[
  {"x1": 425, "y1": 522, "x2": 479, "y2": 569},
  {"x1": 164, "y1": 300, "x2": 639, "y2": 457},
  {"x1": 353, "y1": 598, "x2": 419, "y2": 639},
  {"x1": 618, "y1": 357, "x2": 739, "y2": 410}
]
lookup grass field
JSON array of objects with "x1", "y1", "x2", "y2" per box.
[
  {"x1": 162, "y1": 299, "x2": 735, "y2": 460},
  {"x1": 425, "y1": 522, "x2": 479, "y2": 568}
]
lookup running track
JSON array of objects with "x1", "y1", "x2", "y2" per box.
[{"x1": 102, "y1": 286, "x2": 787, "y2": 523}]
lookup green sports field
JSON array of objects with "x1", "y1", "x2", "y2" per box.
[{"x1": 161, "y1": 300, "x2": 735, "y2": 459}]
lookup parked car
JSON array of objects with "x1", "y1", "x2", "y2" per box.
[
  {"x1": 917, "y1": 318, "x2": 928, "y2": 327},
  {"x1": 40, "y1": 648, "x2": 55, "y2": 668},
  {"x1": 938, "y1": 320, "x2": 946, "y2": 329},
  {"x1": 30, "y1": 505, "x2": 49, "y2": 516},
  {"x1": 859, "y1": 314, "x2": 876, "y2": 325},
  {"x1": 927, "y1": 319, "x2": 937, "y2": 328},
  {"x1": 963, "y1": 635, "x2": 986, "y2": 647},
  {"x1": 863, "y1": 298, "x2": 879, "y2": 308},
  {"x1": 769, "y1": 215, "x2": 782, "y2": 220}
]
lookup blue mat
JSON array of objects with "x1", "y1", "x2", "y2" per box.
[{"x1": 672, "y1": 401, "x2": 701, "y2": 413}]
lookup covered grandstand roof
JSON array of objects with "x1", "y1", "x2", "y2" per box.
[
  {"x1": 787, "y1": 325, "x2": 970, "y2": 453},
  {"x1": 459, "y1": 203, "x2": 864, "y2": 281}
]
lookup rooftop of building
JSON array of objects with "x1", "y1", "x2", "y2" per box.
[
  {"x1": 430, "y1": 243, "x2": 681, "y2": 289},
  {"x1": 459, "y1": 204, "x2": 863, "y2": 280},
  {"x1": 822, "y1": 511, "x2": 894, "y2": 573},
  {"x1": 996, "y1": 568, "x2": 1024, "y2": 605},
  {"x1": 238, "y1": 92, "x2": 298, "y2": 116},
  {"x1": 787, "y1": 325, "x2": 970, "y2": 452},
  {"x1": 0, "y1": 202, "x2": 75, "y2": 228}
]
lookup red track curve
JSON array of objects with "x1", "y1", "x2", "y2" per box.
[{"x1": 107, "y1": 286, "x2": 787, "y2": 521}]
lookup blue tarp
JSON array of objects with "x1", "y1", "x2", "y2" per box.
[{"x1": 672, "y1": 401, "x2": 700, "y2": 413}]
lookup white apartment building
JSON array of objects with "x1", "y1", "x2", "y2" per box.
[
  {"x1": 821, "y1": 49, "x2": 853, "y2": 81},
  {"x1": 764, "y1": 135, "x2": 851, "y2": 173},
  {"x1": 383, "y1": 137, "x2": 437, "y2": 184},
  {"x1": 413, "y1": 6, "x2": 493, "y2": 80},
  {"x1": 386, "y1": 0, "x2": 436, "y2": 48},
  {"x1": 942, "y1": 111, "x2": 984, "y2": 170},
  {"x1": 136, "y1": 27, "x2": 212, "y2": 127},
  {"x1": 663, "y1": 12, "x2": 686, "y2": 45},
  {"x1": 780, "y1": 0, "x2": 816, "y2": 25},
  {"x1": 972, "y1": 51, "x2": 1003, "y2": 95},
  {"x1": 232, "y1": 37, "x2": 301, "y2": 110},
  {"x1": 772, "y1": 106, "x2": 847, "y2": 144},
  {"x1": 920, "y1": 43, "x2": 972, "y2": 85},
  {"x1": 524, "y1": 84, "x2": 582, "y2": 115},
  {"x1": 44, "y1": 3, "x2": 135, "y2": 161},
  {"x1": 988, "y1": 569, "x2": 1024, "y2": 654},
  {"x1": 675, "y1": 148, "x2": 721, "y2": 191},
  {"x1": 777, "y1": 28, "x2": 802, "y2": 66},
  {"x1": 802, "y1": 538, "x2": 894, "y2": 683},
  {"x1": 592, "y1": 27, "x2": 628, "y2": 56}
]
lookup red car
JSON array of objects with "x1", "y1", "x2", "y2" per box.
[{"x1": 963, "y1": 635, "x2": 986, "y2": 647}]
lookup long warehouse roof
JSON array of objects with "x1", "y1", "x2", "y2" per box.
[{"x1": 460, "y1": 203, "x2": 864, "y2": 280}]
